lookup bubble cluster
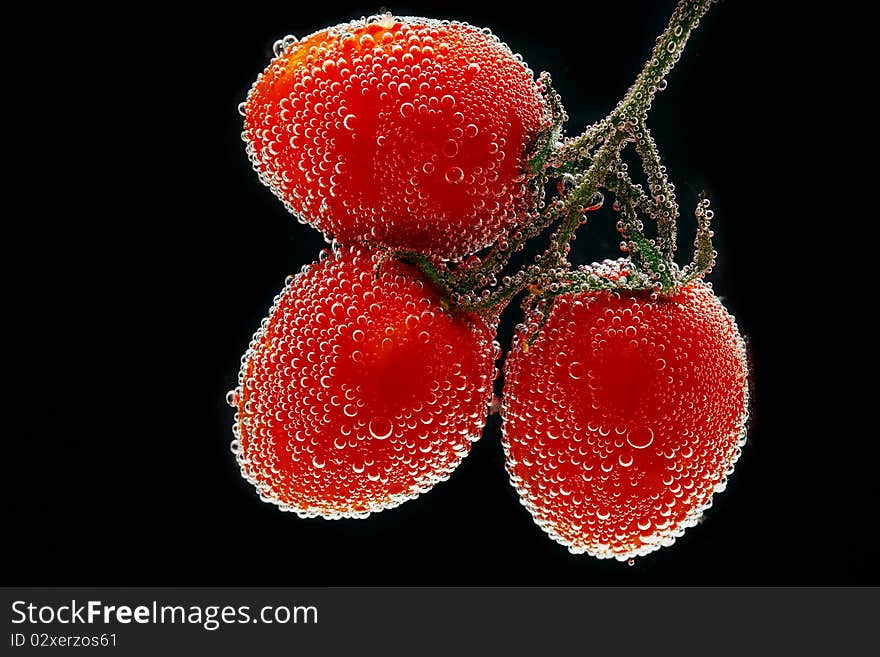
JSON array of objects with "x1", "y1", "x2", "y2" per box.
[
  {"x1": 501, "y1": 272, "x2": 749, "y2": 560},
  {"x1": 230, "y1": 247, "x2": 498, "y2": 518},
  {"x1": 242, "y1": 14, "x2": 545, "y2": 259}
]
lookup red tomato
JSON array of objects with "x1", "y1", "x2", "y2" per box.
[
  {"x1": 242, "y1": 15, "x2": 545, "y2": 259},
  {"x1": 502, "y1": 273, "x2": 749, "y2": 560},
  {"x1": 231, "y1": 247, "x2": 498, "y2": 517}
]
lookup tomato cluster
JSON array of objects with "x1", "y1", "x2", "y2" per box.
[{"x1": 231, "y1": 12, "x2": 749, "y2": 562}]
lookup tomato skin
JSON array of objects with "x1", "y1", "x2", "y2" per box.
[
  {"x1": 501, "y1": 274, "x2": 749, "y2": 559},
  {"x1": 232, "y1": 247, "x2": 498, "y2": 518},
  {"x1": 242, "y1": 16, "x2": 544, "y2": 260}
]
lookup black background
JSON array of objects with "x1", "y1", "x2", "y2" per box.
[{"x1": 8, "y1": 2, "x2": 876, "y2": 585}]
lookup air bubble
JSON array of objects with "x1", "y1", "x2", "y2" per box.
[
  {"x1": 442, "y1": 139, "x2": 459, "y2": 157},
  {"x1": 444, "y1": 166, "x2": 464, "y2": 184},
  {"x1": 369, "y1": 416, "x2": 393, "y2": 440},
  {"x1": 627, "y1": 426, "x2": 654, "y2": 449}
]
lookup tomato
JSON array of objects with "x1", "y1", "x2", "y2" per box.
[
  {"x1": 242, "y1": 15, "x2": 545, "y2": 259},
  {"x1": 502, "y1": 273, "x2": 749, "y2": 559},
  {"x1": 230, "y1": 247, "x2": 498, "y2": 517}
]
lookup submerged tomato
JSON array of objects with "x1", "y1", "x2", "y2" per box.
[
  {"x1": 242, "y1": 15, "x2": 545, "y2": 259},
  {"x1": 502, "y1": 274, "x2": 749, "y2": 560},
  {"x1": 231, "y1": 247, "x2": 498, "y2": 517}
]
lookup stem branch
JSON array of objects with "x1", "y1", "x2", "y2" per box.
[{"x1": 407, "y1": 0, "x2": 716, "y2": 313}]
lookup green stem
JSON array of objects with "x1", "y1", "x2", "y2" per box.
[
  {"x1": 603, "y1": 165, "x2": 657, "y2": 216},
  {"x1": 543, "y1": 132, "x2": 623, "y2": 269},
  {"x1": 408, "y1": 0, "x2": 715, "y2": 313},
  {"x1": 613, "y1": 0, "x2": 712, "y2": 118},
  {"x1": 618, "y1": 197, "x2": 676, "y2": 291},
  {"x1": 632, "y1": 119, "x2": 679, "y2": 262},
  {"x1": 380, "y1": 250, "x2": 456, "y2": 298},
  {"x1": 501, "y1": 0, "x2": 710, "y2": 278},
  {"x1": 680, "y1": 193, "x2": 716, "y2": 283},
  {"x1": 556, "y1": 0, "x2": 711, "y2": 162}
]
